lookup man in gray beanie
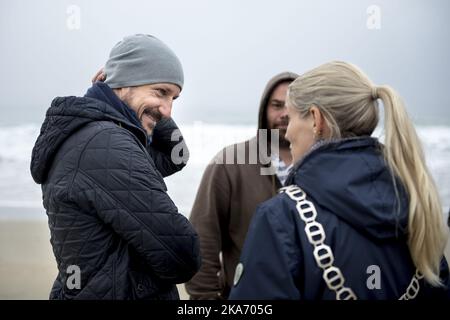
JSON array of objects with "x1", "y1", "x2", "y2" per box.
[
  {"x1": 30, "y1": 34, "x2": 201, "y2": 300},
  {"x1": 93, "y1": 34, "x2": 185, "y2": 137}
]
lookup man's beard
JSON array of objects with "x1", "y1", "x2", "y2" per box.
[
  {"x1": 140, "y1": 107, "x2": 162, "y2": 134},
  {"x1": 122, "y1": 94, "x2": 162, "y2": 135},
  {"x1": 278, "y1": 129, "x2": 290, "y2": 148},
  {"x1": 272, "y1": 119, "x2": 290, "y2": 149},
  {"x1": 141, "y1": 106, "x2": 163, "y2": 123}
]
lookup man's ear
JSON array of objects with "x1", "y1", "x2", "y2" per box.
[{"x1": 91, "y1": 68, "x2": 105, "y2": 83}]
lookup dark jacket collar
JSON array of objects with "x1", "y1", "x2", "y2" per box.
[
  {"x1": 84, "y1": 82, "x2": 143, "y2": 130},
  {"x1": 286, "y1": 137, "x2": 409, "y2": 240}
]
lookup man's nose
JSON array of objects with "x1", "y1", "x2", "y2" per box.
[
  {"x1": 280, "y1": 106, "x2": 288, "y2": 119},
  {"x1": 159, "y1": 101, "x2": 172, "y2": 118}
]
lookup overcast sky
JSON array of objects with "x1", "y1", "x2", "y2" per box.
[{"x1": 1, "y1": 0, "x2": 449, "y2": 126}]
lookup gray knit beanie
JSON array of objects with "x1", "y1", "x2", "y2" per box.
[{"x1": 104, "y1": 34, "x2": 184, "y2": 90}]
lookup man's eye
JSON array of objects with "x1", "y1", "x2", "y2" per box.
[{"x1": 157, "y1": 89, "x2": 167, "y2": 96}]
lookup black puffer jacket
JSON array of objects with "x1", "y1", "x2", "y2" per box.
[{"x1": 30, "y1": 96, "x2": 201, "y2": 299}]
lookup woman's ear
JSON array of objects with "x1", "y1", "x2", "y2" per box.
[
  {"x1": 310, "y1": 106, "x2": 332, "y2": 139},
  {"x1": 309, "y1": 106, "x2": 324, "y2": 137}
]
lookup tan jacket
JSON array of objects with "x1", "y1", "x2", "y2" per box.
[{"x1": 185, "y1": 72, "x2": 299, "y2": 299}]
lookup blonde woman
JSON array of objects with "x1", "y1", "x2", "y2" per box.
[{"x1": 229, "y1": 61, "x2": 449, "y2": 300}]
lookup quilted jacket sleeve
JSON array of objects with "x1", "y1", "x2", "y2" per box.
[
  {"x1": 146, "y1": 118, "x2": 189, "y2": 177},
  {"x1": 72, "y1": 125, "x2": 201, "y2": 283}
]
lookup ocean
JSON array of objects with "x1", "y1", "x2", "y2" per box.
[{"x1": 0, "y1": 122, "x2": 449, "y2": 220}]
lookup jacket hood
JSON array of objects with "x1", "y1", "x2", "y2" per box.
[
  {"x1": 30, "y1": 96, "x2": 147, "y2": 184},
  {"x1": 286, "y1": 137, "x2": 409, "y2": 240},
  {"x1": 257, "y1": 71, "x2": 299, "y2": 130}
]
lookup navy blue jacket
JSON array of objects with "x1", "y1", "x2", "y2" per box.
[
  {"x1": 30, "y1": 95, "x2": 200, "y2": 299},
  {"x1": 229, "y1": 138, "x2": 450, "y2": 300}
]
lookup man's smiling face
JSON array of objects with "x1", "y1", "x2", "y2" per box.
[{"x1": 115, "y1": 83, "x2": 181, "y2": 135}]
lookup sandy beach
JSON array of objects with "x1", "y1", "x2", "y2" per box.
[
  {"x1": 1, "y1": 215, "x2": 449, "y2": 300},
  {"x1": 0, "y1": 217, "x2": 189, "y2": 300}
]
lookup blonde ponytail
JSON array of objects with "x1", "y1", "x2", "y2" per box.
[{"x1": 377, "y1": 85, "x2": 448, "y2": 286}]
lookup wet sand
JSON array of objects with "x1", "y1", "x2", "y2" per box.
[{"x1": 0, "y1": 219, "x2": 189, "y2": 300}]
